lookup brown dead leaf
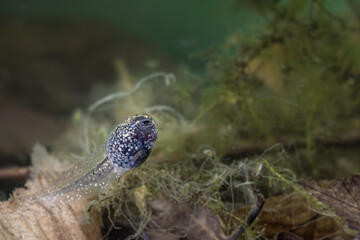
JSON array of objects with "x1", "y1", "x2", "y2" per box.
[
  {"x1": 0, "y1": 145, "x2": 101, "y2": 240},
  {"x1": 275, "y1": 231, "x2": 303, "y2": 240},
  {"x1": 233, "y1": 194, "x2": 353, "y2": 239},
  {"x1": 146, "y1": 199, "x2": 225, "y2": 240},
  {"x1": 246, "y1": 43, "x2": 285, "y2": 93},
  {"x1": 144, "y1": 196, "x2": 264, "y2": 240},
  {"x1": 300, "y1": 175, "x2": 360, "y2": 232}
]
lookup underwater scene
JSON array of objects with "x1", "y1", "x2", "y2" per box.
[{"x1": 0, "y1": 0, "x2": 359, "y2": 239}]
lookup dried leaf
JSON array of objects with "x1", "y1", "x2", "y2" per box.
[
  {"x1": 146, "y1": 199, "x2": 225, "y2": 240},
  {"x1": 275, "y1": 231, "x2": 303, "y2": 240},
  {"x1": 300, "y1": 175, "x2": 360, "y2": 232},
  {"x1": 246, "y1": 44, "x2": 284, "y2": 93},
  {"x1": 233, "y1": 194, "x2": 353, "y2": 239},
  {"x1": 144, "y1": 196, "x2": 265, "y2": 240},
  {"x1": 0, "y1": 145, "x2": 101, "y2": 240}
]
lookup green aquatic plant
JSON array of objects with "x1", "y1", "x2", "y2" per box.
[
  {"x1": 89, "y1": 146, "x2": 268, "y2": 239},
  {"x1": 163, "y1": 0, "x2": 360, "y2": 176}
]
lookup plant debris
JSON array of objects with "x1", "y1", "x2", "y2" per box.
[
  {"x1": 0, "y1": 145, "x2": 101, "y2": 240},
  {"x1": 112, "y1": 195, "x2": 264, "y2": 240},
  {"x1": 300, "y1": 175, "x2": 360, "y2": 232},
  {"x1": 234, "y1": 194, "x2": 354, "y2": 239}
]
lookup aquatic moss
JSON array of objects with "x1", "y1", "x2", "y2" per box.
[
  {"x1": 90, "y1": 147, "x2": 266, "y2": 239},
  {"x1": 161, "y1": 0, "x2": 360, "y2": 176}
]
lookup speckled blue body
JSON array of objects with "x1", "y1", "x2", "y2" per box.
[
  {"x1": 24, "y1": 114, "x2": 157, "y2": 204},
  {"x1": 107, "y1": 114, "x2": 158, "y2": 169}
]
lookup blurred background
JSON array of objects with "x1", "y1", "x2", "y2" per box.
[{"x1": 0, "y1": 0, "x2": 262, "y2": 164}]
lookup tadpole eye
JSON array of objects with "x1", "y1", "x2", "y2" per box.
[{"x1": 141, "y1": 119, "x2": 151, "y2": 126}]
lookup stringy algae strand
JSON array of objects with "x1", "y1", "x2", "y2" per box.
[{"x1": 23, "y1": 114, "x2": 158, "y2": 204}]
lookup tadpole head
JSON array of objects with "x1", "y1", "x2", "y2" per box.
[{"x1": 106, "y1": 114, "x2": 158, "y2": 169}]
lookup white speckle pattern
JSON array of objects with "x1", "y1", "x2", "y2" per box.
[
  {"x1": 107, "y1": 114, "x2": 158, "y2": 169},
  {"x1": 23, "y1": 114, "x2": 157, "y2": 205}
]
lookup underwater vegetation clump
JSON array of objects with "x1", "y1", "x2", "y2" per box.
[
  {"x1": 88, "y1": 142, "x2": 347, "y2": 239},
  {"x1": 90, "y1": 147, "x2": 273, "y2": 239},
  {"x1": 160, "y1": 0, "x2": 360, "y2": 177}
]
